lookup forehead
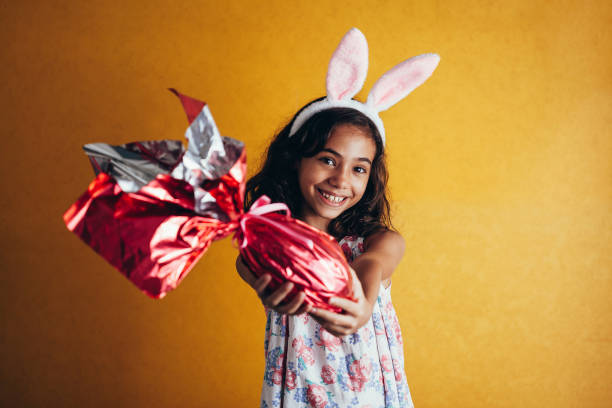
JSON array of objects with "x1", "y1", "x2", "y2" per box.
[{"x1": 324, "y1": 124, "x2": 376, "y2": 160}]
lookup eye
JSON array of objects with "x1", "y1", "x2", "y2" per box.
[
  {"x1": 354, "y1": 166, "x2": 368, "y2": 174},
  {"x1": 319, "y1": 157, "x2": 335, "y2": 166}
]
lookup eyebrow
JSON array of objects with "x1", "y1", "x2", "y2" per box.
[{"x1": 321, "y1": 148, "x2": 372, "y2": 165}]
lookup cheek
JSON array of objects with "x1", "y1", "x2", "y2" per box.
[
  {"x1": 298, "y1": 161, "x2": 320, "y2": 188},
  {"x1": 353, "y1": 177, "x2": 370, "y2": 200},
  {"x1": 297, "y1": 167, "x2": 315, "y2": 197},
  {"x1": 298, "y1": 177, "x2": 310, "y2": 200}
]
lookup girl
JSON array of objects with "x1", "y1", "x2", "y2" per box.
[{"x1": 236, "y1": 28, "x2": 439, "y2": 407}]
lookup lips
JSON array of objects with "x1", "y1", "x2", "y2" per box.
[{"x1": 317, "y1": 188, "x2": 349, "y2": 206}]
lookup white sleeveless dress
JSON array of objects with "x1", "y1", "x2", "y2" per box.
[{"x1": 260, "y1": 236, "x2": 414, "y2": 408}]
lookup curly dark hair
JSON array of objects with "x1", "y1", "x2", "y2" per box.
[{"x1": 245, "y1": 98, "x2": 393, "y2": 239}]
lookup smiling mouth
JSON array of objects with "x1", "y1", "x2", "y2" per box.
[{"x1": 317, "y1": 188, "x2": 349, "y2": 205}]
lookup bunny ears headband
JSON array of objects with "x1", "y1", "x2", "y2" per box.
[{"x1": 289, "y1": 28, "x2": 440, "y2": 146}]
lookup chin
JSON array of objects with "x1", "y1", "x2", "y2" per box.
[{"x1": 317, "y1": 202, "x2": 351, "y2": 220}]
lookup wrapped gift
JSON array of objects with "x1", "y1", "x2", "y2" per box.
[{"x1": 64, "y1": 90, "x2": 353, "y2": 310}]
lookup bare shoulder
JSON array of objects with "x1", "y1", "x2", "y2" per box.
[{"x1": 364, "y1": 229, "x2": 405, "y2": 255}]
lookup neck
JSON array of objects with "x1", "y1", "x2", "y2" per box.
[{"x1": 297, "y1": 211, "x2": 330, "y2": 233}]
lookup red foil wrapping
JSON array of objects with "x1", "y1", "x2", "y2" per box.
[{"x1": 64, "y1": 90, "x2": 353, "y2": 310}]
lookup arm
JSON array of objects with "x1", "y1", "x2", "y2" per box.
[
  {"x1": 235, "y1": 255, "x2": 311, "y2": 315},
  {"x1": 309, "y1": 230, "x2": 405, "y2": 337},
  {"x1": 361, "y1": 229, "x2": 406, "y2": 287}
]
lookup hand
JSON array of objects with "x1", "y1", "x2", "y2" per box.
[
  {"x1": 253, "y1": 274, "x2": 311, "y2": 315},
  {"x1": 236, "y1": 255, "x2": 310, "y2": 315},
  {"x1": 309, "y1": 267, "x2": 373, "y2": 337}
]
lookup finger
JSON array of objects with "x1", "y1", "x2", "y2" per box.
[
  {"x1": 276, "y1": 291, "x2": 306, "y2": 315},
  {"x1": 329, "y1": 296, "x2": 360, "y2": 315},
  {"x1": 253, "y1": 274, "x2": 272, "y2": 297},
  {"x1": 310, "y1": 315, "x2": 349, "y2": 337},
  {"x1": 295, "y1": 302, "x2": 312, "y2": 315},
  {"x1": 309, "y1": 306, "x2": 353, "y2": 328},
  {"x1": 264, "y1": 282, "x2": 294, "y2": 307}
]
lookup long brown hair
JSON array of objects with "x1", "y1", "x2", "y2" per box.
[{"x1": 245, "y1": 98, "x2": 393, "y2": 239}]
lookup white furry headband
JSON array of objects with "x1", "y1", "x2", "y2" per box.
[{"x1": 289, "y1": 28, "x2": 440, "y2": 146}]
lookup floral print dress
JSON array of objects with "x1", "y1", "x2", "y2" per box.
[{"x1": 261, "y1": 236, "x2": 414, "y2": 408}]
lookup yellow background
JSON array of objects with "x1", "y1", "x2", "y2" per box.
[{"x1": 1, "y1": 0, "x2": 611, "y2": 406}]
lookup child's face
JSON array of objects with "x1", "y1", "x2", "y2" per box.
[{"x1": 297, "y1": 124, "x2": 376, "y2": 231}]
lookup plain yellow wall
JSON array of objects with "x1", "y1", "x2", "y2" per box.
[{"x1": 1, "y1": 0, "x2": 611, "y2": 407}]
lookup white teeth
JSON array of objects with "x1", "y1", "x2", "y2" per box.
[{"x1": 320, "y1": 190, "x2": 345, "y2": 203}]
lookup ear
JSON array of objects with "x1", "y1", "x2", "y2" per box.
[
  {"x1": 366, "y1": 53, "x2": 440, "y2": 112},
  {"x1": 326, "y1": 28, "x2": 369, "y2": 101}
]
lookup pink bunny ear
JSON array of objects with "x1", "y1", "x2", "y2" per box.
[
  {"x1": 326, "y1": 28, "x2": 369, "y2": 101},
  {"x1": 367, "y1": 53, "x2": 440, "y2": 112}
]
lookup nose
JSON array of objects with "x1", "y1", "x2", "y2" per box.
[{"x1": 328, "y1": 164, "x2": 351, "y2": 188}]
